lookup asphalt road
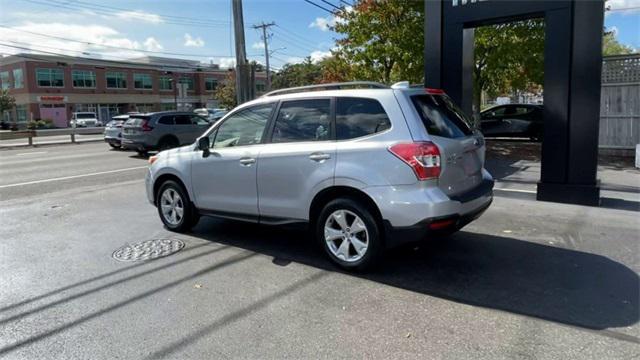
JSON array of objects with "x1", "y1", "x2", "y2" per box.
[{"x1": 1, "y1": 142, "x2": 638, "y2": 359}]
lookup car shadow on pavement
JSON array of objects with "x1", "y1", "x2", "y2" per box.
[{"x1": 190, "y1": 218, "x2": 639, "y2": 332}]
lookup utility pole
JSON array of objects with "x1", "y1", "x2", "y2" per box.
[
  {"x1": 232, "y1": 0, "x2": 251, "y2": 104},
  {"x1": 252, "y1": 21, "x2": 275, "y2": 91}
]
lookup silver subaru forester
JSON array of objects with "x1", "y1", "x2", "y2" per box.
[{"x1": 145, "y1": 82, "x2": 493, "y2": 270}]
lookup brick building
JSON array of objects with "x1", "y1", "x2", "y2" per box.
[{"x1": 0, "y1": 54, "x2": 266, "y2": 127}]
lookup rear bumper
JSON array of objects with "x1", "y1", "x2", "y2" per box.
[
  {"x1": 370, "y1": 174, "x2": 494, "y2": 248},
  {"x1": 121, "y1": 138, "x2": 154, "y2": 151}
]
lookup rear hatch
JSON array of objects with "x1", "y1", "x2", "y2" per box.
[
  {"x1": 122, "y1": 115, "x2": 152, "y2": 139},
  {"x1": 409, "y1": 93, "x2": 485, "y2": 196}
]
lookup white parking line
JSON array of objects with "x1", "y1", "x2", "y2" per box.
[
  {"x1": 15, "y1": 151, "x2": 48, "y2": 156},
  {"x1": 0, "y1": 166, "x2": 148, "y2": 189}
]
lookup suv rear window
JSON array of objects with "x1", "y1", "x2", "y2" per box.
[
  {"x1": 336, "y1": 97, "x2": 391, "y2": 140},
  {"x1": 411, "y1": 95, "x2": 473, "y2": 138},
  {"x1": 126, "y1": 115, "x2": 151, "y2": 126}
]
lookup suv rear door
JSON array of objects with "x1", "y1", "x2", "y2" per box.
[
  {"x1": 409, "y1": 93, "x2": 485, "y2": 197},
  {"x1": 257, "y1": 98, "x2": 336, "y2": 221}
]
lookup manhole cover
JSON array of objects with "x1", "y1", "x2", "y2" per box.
[{"x1": 112, "y1": 238, "x2": 185, "y2": 262}]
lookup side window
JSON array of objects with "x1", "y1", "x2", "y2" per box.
[
  {"x1": 211, "y1": 104, "x2": 273, "y2": 149},
  {"x1": 174, "y1": 115, "x2": 192, "y2": 125},
  {"x1": 336, "y1": 97, "x2": 391, "y2": 140},
  {"x1": 157, "y1": 116, "x2": 174, "y2": 125},
  {"x1": 271, "y1": 99, "x2": 331, "y2": 143},
  {"x1": 491, "y1": 107, "x2": 506, "y2": 117},
  {"x1": 191, "y1": 115, "x2": 209, "y2": 125},
  {"x1": 514, "y1": 107, "x2": 532, "y2": 115}
]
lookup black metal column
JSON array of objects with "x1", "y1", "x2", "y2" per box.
[{"x1": 537, "y1": 1, "x2": 602, "y2": 206}]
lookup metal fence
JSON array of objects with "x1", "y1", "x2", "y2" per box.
[{"x1": 599, "y1": 54, "x2": 640, "y2": 150}]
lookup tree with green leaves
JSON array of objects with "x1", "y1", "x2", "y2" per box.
[
  {"x1": 271, "y1": 58, "x2": 324, "y2": 89},
  {"x1": 603, "y1": 30, "x2": 636, "y2": 55},
  {"x1": 473, "y1": 19, "x2": 545, "y2": 115},
  {"x1": 0, "y1": 89, "x2": 16, "y2": 128},
  {"x1": 213, "y1": 72, "x2": 237, "y2": 109},
  {"x1": 332, "y1": 0, "x2": 424, "y2": 84}
]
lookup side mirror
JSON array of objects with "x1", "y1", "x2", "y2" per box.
[{"x1": 197, "y1": 137, "x2": 210, "y2": 158}]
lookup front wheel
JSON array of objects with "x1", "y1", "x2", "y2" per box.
[
  {"x1": 108, "y1": 143, "x2": 121, "y2": 149},
  {"x1": 156, "y1": 180, "x2": 199, "y2": 232},
  {"x1": 316, "y1": 198, "x2": 383, "y2": 271}
]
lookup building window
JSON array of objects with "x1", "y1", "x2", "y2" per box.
[
  {"x1": 205, "y1": 78, "x2": 218, "y2": 91},
  {"x1": 15, "y1": 104, "x2": 28, "y2": 123},
  {"x1": 72, "y1": 70, "x2": 96, "y2": 88},
  {"x1": 0, "y1": 71, "x2": 9, "y2": 89},
  {"x1": 75, "y1": 104, "x2": 97, "y2": 113},
  {"x1": 134, "y1": 73, "x2": 153, "y2": 90},
  {"x1": 13, "y1": 69, "x2": 23, "y2": 89},
  {"x1": 160, "y1": 103, "x2": 176, "y2": 111},
  {"x1": 159, "y1": 76, "x2": 173, "y2": 91},
  {"x1": 106, "y1": 71, "x2": 127, "y2": 89},
  {"x1": 255, "y1": 82, "x2": 266, "y2": 92},
  {"x1": 36, "y1": 68, "x2": 64, "y2": 87},
  {"x1": 178, "y1": 77, "x2": 194, "y2": 91},
  {"x1": 135, "y1": 103, "x2": 155, "y2": 113}
]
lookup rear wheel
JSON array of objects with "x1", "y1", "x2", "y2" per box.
[
  {"x1": 316, "y1": 198, "x2": 383, "y2": 271},
  {"x1": 108, "y1": 143, "x2": 120, "y2": 149},
  {"x1": 156, "y1": 180, "x2": 199, "y2": 232}
]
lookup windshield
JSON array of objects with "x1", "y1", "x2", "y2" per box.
[
  {"x1": 76, "y1": 113, "x2": 96, "y2": 119},
  {"x1": 411, "y1": 94, "x2": 474, "y2": 138}
]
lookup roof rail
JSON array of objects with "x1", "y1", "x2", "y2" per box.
[{"x1": 262, "y1": 81, "x2": 389, "y2": 97}]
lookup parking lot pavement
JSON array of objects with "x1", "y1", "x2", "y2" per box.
[{"x1": 0, "y1": 142, "x2": 638, "y2": 359}]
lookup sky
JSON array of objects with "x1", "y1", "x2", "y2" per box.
[{"x1": 0, "y1": 0, "x2": 637, "y2": 70}]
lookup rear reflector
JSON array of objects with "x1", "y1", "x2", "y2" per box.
[
  {"x1": 388, "y1": 141, "x2": 441, "y2": 180},
  {"x1": 425, "y1": 88, "x2": 445, "y2": 95},
  {"x1": 429, "y1": 219, "x2": 456, "y2": 230}
]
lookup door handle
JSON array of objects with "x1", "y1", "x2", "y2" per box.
[
  {"x1": 309, "y1": 153, "x2": 331, "y2": 162},
  {"x1": 239, "y1": 157, "x2": 256, "y2": 166}
]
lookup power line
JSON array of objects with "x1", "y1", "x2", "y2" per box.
[
  {"x1": 21, "y1": 0, "x2": 229, "y2": 28},
  {"x1": 274, "y1": 25, "x2": 319, "y2": 48},
  {"x1": 320, "y1": 0, "x2": 341, "y2": 10},
  {"x1": 303, "y1": 0, "x2": 335, "y2": 15},
  {"x1": 0, "y1": 25, "x2": 232, "y2": 58}
]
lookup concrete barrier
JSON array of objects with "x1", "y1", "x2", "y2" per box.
[{"x1": 0, "y1": 127, "x2": 104, "y2": 146}]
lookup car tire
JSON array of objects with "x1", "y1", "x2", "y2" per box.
[
  {"x1": 316, "y1": 198, "x2": 383, "y2": 271},
  {"x1": 108, "y1": 143, "x2": 120, "y2": 149},
  {"x1": 156, "y1": 180, "x2": 199, "y2": 232},
  {"x1": 136, "y1": 150, "x2": 148, "y2": 157},
  {"x1": 158, "y1": 137, "x2": 179, "y2": 151}
]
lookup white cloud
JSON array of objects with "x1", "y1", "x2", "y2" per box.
[
  {"x1": 310, "y1": 50, "x2": 331, "y2": 63},
  {"x1": 285, "y1": 56, "x2": 304, "y2": 64},
  {"x1": 0, "y1": 22, "x2": 150, "y2": 59},
  {"x1": 143, "y1": 37, "x2": 163, "y2": 51},
  {"x1": 607, "y1": 0, "x2": 640, "y2": 15},
  {"x1": 115, "y1": 10, "x2": 163, "y2": 24},
  {"x1": 309, "y1": 17, "x2": 335, "y2": 32},
  {"x1": 309, "y1": 6, "x2": 351, "y2": 31},
  {"x1": 184, "y1": 33, "x2": 205, "y2": 47},
  {"x1": 217, "y1": 57, "x2": 236, "y2": 69},
  {"x1": 252, "y1": 42, "x2": 265, "y2": 50}
]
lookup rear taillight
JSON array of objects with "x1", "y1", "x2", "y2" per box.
[
  {"x1": 141, "y1": 120, "x2": 153, "y2": 132},
  {"x1": 388, "y1": 141, "x2": 441, "y2": 180}
]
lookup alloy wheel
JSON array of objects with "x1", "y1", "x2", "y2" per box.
[
  {"x1": 324, "y1": 209, "x2": 369, "y2": 262},
  {"x1": 160, "y1": 188, "x2": 184, "y2": 226}
]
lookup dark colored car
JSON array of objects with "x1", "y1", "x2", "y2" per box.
[
  {"x1": 121, "y1": 111, "x2": 210, "y2": 156},
  {"x1": 480, "y1": 104, "x2": 544, "y2": 141}
]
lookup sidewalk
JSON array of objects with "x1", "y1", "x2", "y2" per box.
[{"x1": 485, "y1": 140, "x2": 640, "y2": 211}]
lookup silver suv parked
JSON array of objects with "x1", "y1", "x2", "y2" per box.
[
  {"x1": 121, "y1": 111, "x2": 210, "y2": 156},
  {"x1": 145, "y1": 82, "x2": 494, "y2": 270}
]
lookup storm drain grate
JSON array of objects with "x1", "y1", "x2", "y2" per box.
[{"x1": 112, "y1": 238, "x2": 185, "y2": 262}]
